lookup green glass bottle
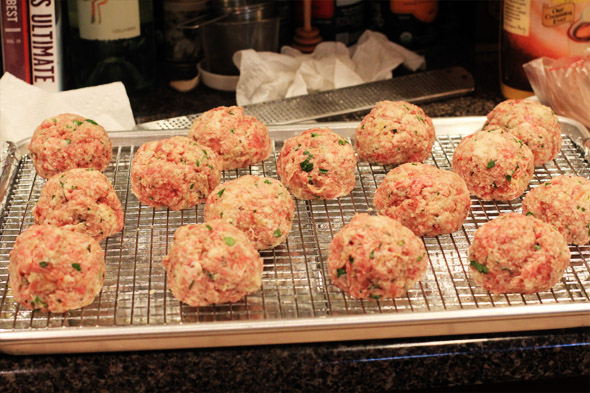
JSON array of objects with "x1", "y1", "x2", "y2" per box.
[{"x1": 65, "y1": 0, "x2": 156, "y2": 91}]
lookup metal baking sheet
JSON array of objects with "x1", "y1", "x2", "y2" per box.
[{"x1": 0, "y1": 117, "x2": 589, "y2": 355}]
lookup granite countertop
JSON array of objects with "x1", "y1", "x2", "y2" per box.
[{"x1": 1, "y1": 52, "x2": 589, "y2": 392}]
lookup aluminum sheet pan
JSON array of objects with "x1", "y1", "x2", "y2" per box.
[{"x1": 1, "y1": 116, "x2": 589, "y2": 355}]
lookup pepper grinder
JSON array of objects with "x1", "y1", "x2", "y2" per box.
[{"x1": 292, "y1": 0, "x2": 321, "y2": 53}]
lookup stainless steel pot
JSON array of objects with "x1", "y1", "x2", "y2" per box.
[{"x1": 181, "y1": 0, "x2": 279, "y2": 76}]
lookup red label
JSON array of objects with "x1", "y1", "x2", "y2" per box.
[
  {"x1": 1, "y1": 0, "x2": 31, "y2": 82},
  {"x1": 312, "y1": 0, "x2": 335, "y2": 19}
]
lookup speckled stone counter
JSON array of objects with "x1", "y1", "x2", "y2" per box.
[
  {"x1": 1, "y1": 53, "x2": 589, "y2": 393},
  {"x1": 0, "y1": 328, "x2": 588, "y2": 392}
]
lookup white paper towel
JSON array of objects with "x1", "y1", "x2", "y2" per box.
[
  {"x1": 233, "y1": 30, "x2": 426, "y2": 106},
  {"x1": 0, "y1": 72, "x2": 137, "y2": 144}
]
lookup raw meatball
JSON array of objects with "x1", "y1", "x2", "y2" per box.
[
  {"x1": 484, "y1": 99, "x2": 561, "y2": 165},
  {"x1": 131, "y1": 136, "x2": 222, "y2": 211},
  {"x1": 374, "y1": 163, "x2": 471, "y2": 237},
  {"x1": 162, "y1": 220, "x2": 263, "y2": 307},
  {"x1": 189, "y1": 106, "x2": 272, "y2": 170},
  {"x1": 355, "y1": 100, "x2": 435, "y2": 165},
  {"x1": 452, "y1": 128, "x2": 534, "y2": 201},
  {"x1": 327, "y1": 213, "x2": 428, "y2": 300},
  {"x1": 204, "y1": 175, "x2": 295, "y2": 250},
  {"x1": 522, "y1": 175, "x2": 590, "y2": 245},
  {"x1": 276, "y1": 127, "x2": 356, "y2": 200},
  {"x1": 468, "y1": 213, "x2": 570, "y2": 294},
  {"x1": 28, "y1": 113, "x2": 112, "y2": 179},
  {"x1": 9, "y1": 225, "x2": 106, "y2": 313},
  {"x1": 33, "y1": 168, "x2": 124, "y2": 242}
]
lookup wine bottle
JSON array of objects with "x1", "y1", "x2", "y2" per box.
[{"x1": 65, "y1": 0, "x2": 156, "y2": 91}]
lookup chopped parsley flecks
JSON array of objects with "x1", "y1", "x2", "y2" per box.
[
  {"x1": 202, "y1": 149, "x2": 208, "y2": 157},
  {"x1": 220, "y1": 212, "x2": 223, "y2": 218},
  {"x1": 188, "y1": 280, "x2": 195, "y2": 290},
  {"x1": 338, "y1": 139, "x2": 349, "y2": 145},
  {"x1": 534, "y1": 243, "x2": 541, "y2": 251},
  {"x1": 398, "y1": 240, "x2": 405, "y2": 246},
  {"x1": 486, "y1": 160, "x2": 495, "y2": 169},
  {"x1": 416, "y1": 114, "x2": 425, "y2": 124},
  {"x1": 545, "y1": 182, "x2": 551, "y2": 186},
  {"x1": 190, "y1": 183, "x2": 194, "y2": 190},
  {"x1": 217, "y1": 188, "x2": 225, "y2": 197},
  {"x1": 369, "y1": 250, "x2": 375, "y2": 259},
  {"x1": 319, "y1": 168, "x2": 329, "y2": 174},
  {"x1": 39, "y1": 262, "x2": 48, "y2": 268},
  {"x1": 392, "y1": 128, "x2": 398, "y2": 134},
  {"x1": 505, "y1": 174, "x2": 512, "y2": 182},
  {"x1": 85, "y1": 119, "x2": 98, "y2": 125},
  {"x1": 369, "y1": 294, "x2": 381, "y2": 300},
  {"x1": 311, "y1": 133, "x2": 318, "y2": 137},
  {"x1": 274, "y1": 229, "x2": 282, "y2": 237},
  {"x1": 300, "y1": 157, "x2": 313, "y2": 172},
  {"x1": 196, "y1": 159, "x2": 200, "y2": 167},
  {"x1": 470, "y1": 260, "x2": 488, "y2": 274},
  {"x1": 417, "y1": 256, "x2": 423, "y2": 262},
  {"x1": 205, "y1": 224, "x2": 213, "y2": 231},
  {"x1": 336, "y1": 268, "x2": 346, "y2": 278},
  {"x1": 526, "y1": 212, "x2": 534, "y2": 216},
  {"x1": 72, "y1": 263, "x2": 81, "y2": 272},
  {"x1": 230, "y1": 129, "x2": 235, "y2": 134},
  {"x1": 224, "y1": 236, "x2": 235, "y2": 246},
  {"x1": 66, "y1": 138, "x2": 71, "y2": 145},
  {"x1": 349, "y1": 255, "x2": 354, "y2": 264},
  {"x1": 72, "y1": 120, "x2": 83, "y2": 126},
  {"x1": 34, "y1": 296, "x2": 47, "y2": 307},
  {"x1": 264, "y1": 179, "x2": 272, "y2": 184}
]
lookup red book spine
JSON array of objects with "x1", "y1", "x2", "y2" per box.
[{"x1": 0, "y1": 0, "x2": 31, "y2": 83}]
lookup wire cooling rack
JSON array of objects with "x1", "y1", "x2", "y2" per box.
[{"x1": 0, "y1": 118, "x2": 588, "y2": 354}]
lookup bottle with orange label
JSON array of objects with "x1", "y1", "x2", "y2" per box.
[
  {"x1": 310, "y1": 0, "x2": 365, "y2": 46},
  {"x1": 383, "y1": 0, "x2": 439, "y2": 49},
  {"x1": 500, "y1": 0, "x2": 590, "y2": 99}
]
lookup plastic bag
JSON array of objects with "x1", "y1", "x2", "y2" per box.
[{"x1": 523, "y1": 51, "x2": 590, "y2": 128}]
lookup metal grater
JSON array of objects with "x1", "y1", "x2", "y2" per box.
[{"x1": 138, "y1": 66, "x2": 474, "y2": 129}]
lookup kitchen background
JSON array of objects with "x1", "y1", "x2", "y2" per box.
[
  {"x1": 1, "y1": 1, "x2": 589, "y2": 392},
  {"x1": 2, "y1": 0, "x2": 503, "y2": 121}
]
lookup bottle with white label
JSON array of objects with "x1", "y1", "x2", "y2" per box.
[
  {"x1": 500, "y1": 0, "x2": 590, "y2": 99},
  {"x1": 65, "y1": 0, "x2": 156, "y2": 91}
]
